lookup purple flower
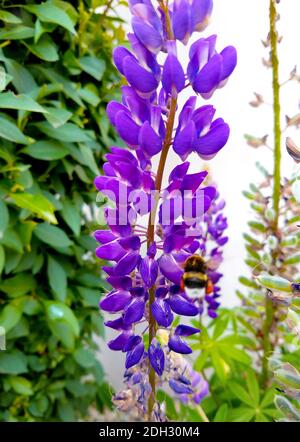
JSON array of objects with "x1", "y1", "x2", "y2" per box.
[
  {"x1": 188, "y1": 35, "x2": 237, "y2": 98},
  {"x1": 149, "y1": 342, "x2": 165, "y2": 375},
  {"x1": 94, "y1": 0, "x2": 234, "y2": 417}
]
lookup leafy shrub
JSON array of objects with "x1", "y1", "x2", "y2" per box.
[{"x1": 0, "y1": 0, "x2": 124, "y2": 421}]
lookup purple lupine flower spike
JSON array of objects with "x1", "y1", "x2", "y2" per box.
[{"x1": 95, "y1": 0, "x2": 234, "y2": 420}]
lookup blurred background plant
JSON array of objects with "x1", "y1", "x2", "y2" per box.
[
  {"x1": 0, "y1": 0, "x2": 125, "y2": 421},
  {"x1": 161, "y1": 0, "x2": 300, "y2": 423}
]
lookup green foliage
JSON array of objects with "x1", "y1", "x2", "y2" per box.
[{"x1": 0, "y1": 0, "x2": 124, "y2": 421}]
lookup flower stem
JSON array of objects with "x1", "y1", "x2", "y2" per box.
[
  {"x1": 146, "y1": 0, "x2": 176, "y2": 420},
  {"x1": 147, "y1": 96, "x2": 177, "y2": 420},
  {"x1": 196, "y1": 405, "x2": 210, "y2": 422},
  {"x1": 270, "y1": 0, "x2": 281, "y2": 226},
  {"x1": 262, "y1": 0, "x2": 281, "y2": 387}
]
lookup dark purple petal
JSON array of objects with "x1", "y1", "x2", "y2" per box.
[
  {"x1": 100, "y1": 291, "x2": 132, "y2": 313},
  {"x1": 125, "y1": 341, "x2": 144, "y2": 368},
  {"x1": 139, "y1": 256, "x2": 158, "y2": 288},
  {"x1": 169, "y1": 295, "x2": 199, "y2": 316},
  {"x1": 195, "y1": 119, "x2": 230, "y2": 159},
  {"x1": 108, "y1": 332, "x2": 131, "y2": 351},
  {"x1": 93, "y1": 230, "x2": 116, "y2": 244},
  {"x1": 181, "y1": 171, "x2": 208, "y2": 193},
  {"x1": 149, "y1": 343, "x2": 165, "y2": 376},
  {"x1": 113, "y1": 46, "x2": 134, "y2": 74},
  {"x1": 193, "y1": 54, "x2": 222, "y2": 95},
  {"x1": 115, "y1": 252, "x2": 141, "y2": 276},
  {"x1": 158, "y1": 254, "x2": 183, "y2": 284},
  {"x1": 123, "y1": 56, "x2": 158, "y2": 93},
  {"x1": 174, "y1": 324, "x2": 200, "y2": 336},
  {"x1": 105, "y1": 317, "x2": 130, "y2": 331},
  {"x1": 173, "y1": 120, "x2": 196, "y2": 158},
  {"x1": 169, "y1": 162, "x2": 190, "y2": 183},
  {"x1": 106, "y1": 101, "x2": 129, "y2": 126},
  {"x1": 124, "y1": 298, "x2": 145, "y2": 325},
  {"x1": 123, "y1": 334, "x2": 142, "y2": 352},
  {"x1": 107, "y1": 275, "x2": 133, "y2": 290},
  {"x1": 152, "y1": 299, "x2": 174, "y2": 327},
  {"x1": 168, "y1": 335, "x2": 192, "y2": 354},
  {"x1": 162, "y1": 54, "x2": 185, "y2": 96},
  {"x1": 115, "y1": 111, "x2": 140, "y2": 146},
  {"x1": 119, "y1": 235, "x2": 141, "y2": 251},
  {"x1": 220, "y1": 46, "x2": 237, "y2": 81},
  {"x1": 172, "y1": 0, "x2": 192, "y2": 44},
  {"x1": 139, "y1": 121, "x2": 162, "y2": 157},
  {"x1": 95, "y1": 241, "x2": 124, "y2": 260}
]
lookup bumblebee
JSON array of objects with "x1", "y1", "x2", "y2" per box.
[{"x1": 180, "y1": 255, "x2": 214, "y2": 295}]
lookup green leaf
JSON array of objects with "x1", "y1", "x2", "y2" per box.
[
  {"x1": 57, "y1": 400, "x2": 75, "y2": 422},
  {"x1": 25, "y1": 1, "x2": 77, "y2": 34},
  {"x1": 246, "y1": 371, "x2": 260, "y2": 406},
  {"x1": 24, "y1": 35, "x2": 59, "y2": 62},
  {"x1": 47, "y1": 256, "x2": 67, "y2": 302},
  {"x1": 36, "y1": 67, "x2": 84, "y2": 106},
  {"x1": 61, "y1": 198, "x2": 81, "y2": 236},
  {"x1": 8, "y1": 376, "x2": 33, "y2": 396},
  {"x1": 35, "y1": 122, "x2": 93, "y2": 142},
  {"x1": 214, "y1": 404, "x2": 228, "y2": 422},
  {"x1": 10, "y1": 192, "x2": 57, "y2": 224},
  {"x1": 219, "y1": 343, "x2": 251, "y2": 365},
  {"x1": 0, "y1": 92, "x2": 47, "y2": 113},
  {"x1": 0, "y1": 350, "x2": 27, "y2": 374},
  {"x1": 3, "y1": 59, "x2": 37, "y2": 93},
  {"x1": 230, "y1": 407, "x2": 255, "y2": 422},
  {"x1": 0, "y1": 10, "x2": 22, "y2": 24},
  {"x1": 73, "y1": 348, "x2": 96, "y2": 368},
  {"x1": 45, "y1": 301, "x2": 79, "y2": 335},
  {"x1": 0, "y1": 26, "x2": 35, "y2": 40},
  {"x1": 78, "y1": 56, "x2": 106, "y2": 80},
  {"x1": 0, "y1": 198, "x2": 9, "y2": 238},
  {"x1": 0, "y1": 245, "x2": 4, "y2": 275},
  {"x1": 79, "y1": 143, "x2": 99, "y2": 175},
  {"x1": 0, "y1": 303, "x2": 22, "y2": 332},
  {"x1": 22, "y1": 140, "x2": 69, "y2": 161},
  {"x1": 34, "y1": 222, "x2": 72, "y2": 248},
  {"x1": 260, "y1": 389, "x2": 275, "y2": 409},
  {"x1": 0, "y1": 273, "x2": 36, "y2": 297},
  {"x1": 43, "y1": 107, "x2": 72, "y2": 128},
  {"x1": 29, "y1": 396, "x2": 49, "y2": 417},
  {"x1": 228, "y1": 382, "x2": 255, "y2": 407},
  {"x1": 0, "y1": 228, "x2": 23, "y2": 253},
  {"x1": 77, "y1": 286, "x2": 99, "y2": 307},
  {"x1": 0, "y1": 115, "x2": 29, "y2": 144},
  {"x1": 45, "y1": 301, "x2": 79, "y2": 349}
]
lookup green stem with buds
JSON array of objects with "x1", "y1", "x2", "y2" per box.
[{"x1": 262, "y1": 0, "x2": 281, "y2": 387}]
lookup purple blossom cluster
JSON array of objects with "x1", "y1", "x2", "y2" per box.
[
  {"x1": 94, "y1": 0, "x2": 235, "y2": 414},
  {"x1": 113, "y1": 330, "x2": 209, "y2": 419}
]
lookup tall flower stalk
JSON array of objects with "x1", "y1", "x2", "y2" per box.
[
  {"x1": 242, "y1": 0, "x2": 300, "y2": 388},
  {"x1": 95, "y1": 0, "x2": 236, "y2": 420},
  {"x1": 262, "y1": 0, "x2": 281, "y2": 386}
]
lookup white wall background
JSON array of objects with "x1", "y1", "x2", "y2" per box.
[{"x1": 98, "y1": 0, "x2": 300, "y2": 389}]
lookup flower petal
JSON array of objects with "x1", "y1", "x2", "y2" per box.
[
  {"x1": 100, "y1": 291, "x2": 132, "y2": 313},
  {"x1": 168, "y1": 335, "x2": 192, "y2": 354},
  {"x1": 123, "y1": 55, "x2": 158, "y2": 93},
  {"x1": 169, "y1": 295, "x2": 199, "y2": 316},
  {"x1": 124, "y1": 298, "x2": 145, "y2": 325}
]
